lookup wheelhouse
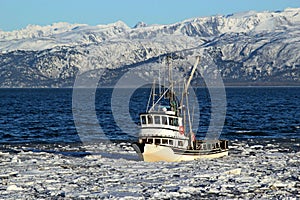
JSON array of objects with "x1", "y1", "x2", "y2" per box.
[{"x1": 140, "y1": 113, "x2": 182, "y2": 129}]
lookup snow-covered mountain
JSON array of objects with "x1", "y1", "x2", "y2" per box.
[{"x1": 0, "y1": 8, "x2": 299, "y2": 87}]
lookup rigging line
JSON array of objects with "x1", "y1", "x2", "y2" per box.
[
  {"x1": 159, "y1": 65, "x2": 161, "y2": 95},
  {"x1": 163, "y1": 57, "x2": 166, "y2": 97},
  {"x1": 149, "y1": 84, "x2": 172, "y2": 112},
  {"x1": 146, "y1": 86, "x2": 153, "y2": 112},
  {"x1": 191, "y1": 86, "x2": 198, "y2": 129},
  {"x1": 186, "y1": 91, "x2": 192, "y2": 134},
  {"x1": 152, "y1": 79, "x2": 156, "y2": 110},
  {"x1": 182, "y1": 81, "x2": 187, "y2": 136},
  {"x1": 191, "y1": 104, "x2": 195, "y2": 128}
]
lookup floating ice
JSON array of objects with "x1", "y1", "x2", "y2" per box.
[{"x1": 0, "y1": 140, "x2": 299, "y2": 199}]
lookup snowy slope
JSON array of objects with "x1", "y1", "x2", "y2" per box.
[{"x1": 0, "y1": 8, "x2": 299, "y2": 87}]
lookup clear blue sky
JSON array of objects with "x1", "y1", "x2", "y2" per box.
[{"x1": 0, "y1": 0, "x2": 299, "y2": 31}]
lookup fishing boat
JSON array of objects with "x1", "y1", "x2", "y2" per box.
[{"x1": 132, "y1": 56, "x2": 229, "y2": 162}]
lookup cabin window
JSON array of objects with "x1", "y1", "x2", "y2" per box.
[
  {"x1": 202, "y1": 144, "x2": 207, "y2": 150},
  {"x1": 154, "y1": 116, "x2": 161, "y2": 124},
  {"x1": 178, "y1": 141, "x2": 183, "y2": 146},
  {"x1": 216, "y1": 143, "x2": 220, "y2": 149},
  {"x1": 155, "y1": 139, "x2": 160, "y2": 145},
  {"x1": 169, "y1": 140, "x2": 173, "y2": 145},
  {"x1": 168, "y1": 117, "x2": 179, "y2": 126},
  {"x1": 142, "y1": 139, "x2": 147, "y2": 143},
  {"x1": 147, "y1": 138, "x2": 153, "y2": 144},
  {"x1": 173, "y1": 118, "x2": 179, "y2": 126},
  {"x1": 207, "y1": 144, "x2": 211, "y2": 150},
  {"x1": 162, "y1": 116, "x2": 168, "y2": 125},
  {"x1": 169, "y1": 117, "x2": 174, "y2": 126},
  {"x1": 162, "y1": 139, "x2": 168, "y2": 144},
  {"x1": 220, "y1": 141, "x2": 225, "y2": 149},
  {"x1": 147, "y1": 115, "x2": 153, "y2": 124},
  {"x1": 196, "y1": 144, "x2": 201, "y2": 150},
  {"x1": 141, "y1": 116, "x2": 146, "y2": 124},
  {"x1": 212, "y1": 143, "x2": 215, "y2": 149}
]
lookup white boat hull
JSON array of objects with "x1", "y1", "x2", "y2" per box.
[{"x1": 142, "y1": 144, "x2": 228, "y2": 162}]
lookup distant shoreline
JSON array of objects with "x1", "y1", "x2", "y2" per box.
[{"x1": 0, "y1": 83, "x2": 299, "y2": 89}]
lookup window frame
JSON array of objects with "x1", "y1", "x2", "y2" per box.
[
  {"x1": 147, "y1": 138, "x2": 153, "y2": 144},
  {"x1": 141, "y1": 116, "x2": 146, "y2": 124},
  {"x1": 178, "y1": 140, "x2": 183, "y2": 146},
  {"x1": 154, "y1": 116, "x2": 161, "y2": 124},
  {"x1": 162, "y1": 116, "x2": 168, "y2": 125},
  {"x1": 155, "y1": 138, "x2": 161, "y2": 145},
  {"x1": 162, "y1": 139, "x2": 168, "y2": 144},
  {"x1": 147, "y1": 115, "x2": 153, "y2": 124}
]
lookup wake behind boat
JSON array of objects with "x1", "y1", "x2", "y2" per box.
[{"x1": 132, "y1": 56, "x2": 229, "y2": 162}]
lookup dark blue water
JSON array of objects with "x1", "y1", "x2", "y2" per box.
[{"x1": 0, "y1": 87, "x2": 299, "y2": 144}]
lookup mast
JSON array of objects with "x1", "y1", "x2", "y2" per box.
[
  {"x1": 181, "y1": 56, "x2": 200, "y2": 149},
  {"x1": 167, "y1": 55, "x2": 177, "y2": 113},
  {"x1": 152, "y1": 79, "x2": 156, "y2": 110},
  {"x1": 185, "y1": 90, "x2": 195, "y2": 149},
  {"x1": 167, "y1": 55, "x2": 173, "y2": 103},
  {"x1": 159, "y1": 65, "x2": 161, "y2": 95}
]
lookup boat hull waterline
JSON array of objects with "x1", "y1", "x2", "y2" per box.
[{"x1": 133, "y1": 143, "x2": 228, "y2": 162}]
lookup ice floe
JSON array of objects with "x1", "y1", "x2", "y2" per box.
[{"x1": 0, "y1": 139, "x2": 299, "y2": 199}]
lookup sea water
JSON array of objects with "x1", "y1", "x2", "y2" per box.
[{"x1": 0, "y1": 87, "x2": 299, "y2": 144}]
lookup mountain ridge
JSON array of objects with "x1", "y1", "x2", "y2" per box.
[{"x1": 0, "y1": 8, "x2": 299, "y2": 87}]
